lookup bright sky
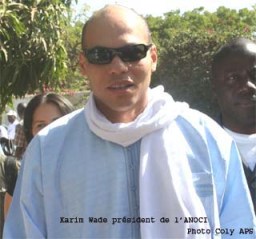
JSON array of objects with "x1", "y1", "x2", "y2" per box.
[{"x1": 73, "y1": 0, "x2": 256, "y2": 17}]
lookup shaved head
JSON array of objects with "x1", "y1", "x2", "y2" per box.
[{"x1": 81, "y1": 4, "x2": 152, "y2": 49}]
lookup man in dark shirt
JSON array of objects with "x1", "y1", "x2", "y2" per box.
[{"x1": 211, "y1": 37, "x2": 256, "y2": 214}]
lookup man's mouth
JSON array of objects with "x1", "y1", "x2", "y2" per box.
[{"x1": 108, "y1": 83, "x2": 134, "y2": 90}]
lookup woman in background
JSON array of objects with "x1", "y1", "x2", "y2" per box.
[{"x1": 4, "y1": 93, "x2": 75, "y2": 217}]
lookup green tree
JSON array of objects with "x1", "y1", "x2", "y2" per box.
[
  {"x1": 61, "y1": 4, "x2": 90, "y2": 93},
  {"x1": 0, "y1": 0, "x2": 76, "y2": 113}
]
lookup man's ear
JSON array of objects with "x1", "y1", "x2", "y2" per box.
[
  {"x1": 79, "y1": 53, "x2": 88, "y2": 76},
  {"x1": 150, "y1": 44, "x2": 158, "y2": 72}
]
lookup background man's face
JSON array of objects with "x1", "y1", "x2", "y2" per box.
[{"x1": 213, "y1": 52, "x2": 256, "y2": 133}]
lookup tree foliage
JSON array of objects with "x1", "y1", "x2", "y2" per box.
[
  {"x1": 60, "y1": 6, "x2": 89, "y2": 92},
  {"x1": 0, "y1": 0, "x2": 75, "y2": 113},
  {"x1": 147, "y1": 6, "x2": 256, "y2": 117}
]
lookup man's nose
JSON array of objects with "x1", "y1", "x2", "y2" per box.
[
  {"x1": 237, "y1": 71, "x2": 256, "y2": 94},
  {"x1": 109, "y1": 55, "x2": 129, "y2": 74},
  {"x1": 238, "y1": 79, "x2": 256, "y2": 96}
]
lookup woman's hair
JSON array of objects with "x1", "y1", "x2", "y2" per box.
[{"x1": 24, "y1": 93, "x2": 75, "y2": 143}]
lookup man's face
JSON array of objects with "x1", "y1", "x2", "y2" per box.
[
  {"x1": 7, "y1": 115, "x2": 15, "y2": 124},
  {"x1": 213, "y1": 52, "x2": 256, "y2": 134},
  {"x1": 79, "y1": 7, "x2": 157, "y2": 123}
]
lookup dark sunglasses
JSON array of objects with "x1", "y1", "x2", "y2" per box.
[{"x1": 83, "y1": 44, "x2": 152, "y2": 65}]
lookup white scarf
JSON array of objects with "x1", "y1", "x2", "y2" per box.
[
  {"x1": 85, "y1": 86, "x2": 210, "y2": 238},
  {"x1": 224, "y1": 127, "x2": 256, "y2": 171}
]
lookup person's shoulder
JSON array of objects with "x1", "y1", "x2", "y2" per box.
[
  {"x1": 177, "y1": 107, "x2": 231, "y2": 140},
  {"x1": 176, "y1": 107, "x2": 205, "y2": 122},
  {"x1": 44, "y1": 108, "x2": 84, "y2": 130},
  {"x1": 26, "y1": 108, "x2": 85, "y2": 153},
  {"x1": 179, "y1": 107, "x2": 219, "y2": 126},
  {"x1": 35, "y1": 108, "x2": 85, "y2": 140}
]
